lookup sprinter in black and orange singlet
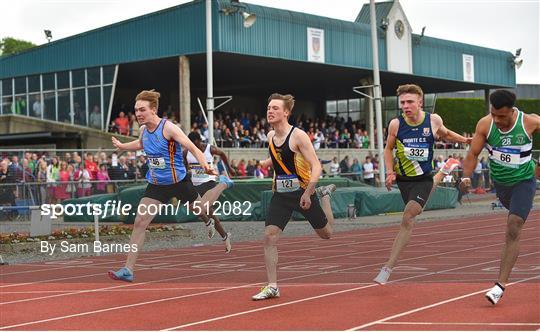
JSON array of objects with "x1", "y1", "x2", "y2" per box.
[{"x1": 252, "y1": 93, "x2": 336, "y2": 301}]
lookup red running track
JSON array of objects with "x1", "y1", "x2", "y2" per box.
[{"x1": 1, "y1": 211, "x2": 539, "y2": 330}]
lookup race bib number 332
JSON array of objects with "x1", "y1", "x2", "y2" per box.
[{"x1": 404, "y1": 146, "x2": 428, "y2": 162}]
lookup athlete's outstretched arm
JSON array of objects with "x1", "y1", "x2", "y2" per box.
[
  {"x1": 384, "y1": 119, "x2": 399, "y2": 191},
  {"x1": 259, "y1": 158, "x2": 272, "y2": 169},
  {"x1": 166, "y1": 122, "x2": 215, "y2": 174},
  {"x1": 210, "y1": 146, "x2": 236, "y2": 176},
  {"x1": 460, "y1": 117, "x2": 490, "y2": 191},
  {"x1": 526, "y1": 113, "x2": 540, "y2": 179},
  {"x1": 432, "y1": 114, "x2": 472, "y2": 144},
  {"x1": 112, "y1": 126, "x2": 144, "y2": 151}
]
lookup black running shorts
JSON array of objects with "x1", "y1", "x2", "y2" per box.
[
  {"x1": 143, "y1": 176, "x2": 199, "y2": 204},
  {"x1": 494, "y1": 177, "x2": 536, "y2": 221},
  {"x1": 193, "y1": 181, "x2": 218, "y2": 197},
  {"x1": 265, "y1": 189, "x2": 328, "y2": 231},
  {"x1": 396, "y1": 174, "x2": 433, "y2": 208}
]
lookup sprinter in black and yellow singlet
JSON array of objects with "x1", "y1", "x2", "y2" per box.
[
  {"x1": 374, "y1": 84, "x2": 472, "y2": 285},
  {"x1": 251, "y1": 93, "x2": 336, "y2": 301}
]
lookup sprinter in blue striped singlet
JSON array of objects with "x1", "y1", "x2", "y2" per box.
[
  {"x1": 108, "y1": 90, "x2": 220, "y2": 282},
  {"x1": 374, "y1": 84, "x2": 472, "y2": 285}
]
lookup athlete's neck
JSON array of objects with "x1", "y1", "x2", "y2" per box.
[
  {"x1": 145, "y1": 116, "x2": 161, "y2": 132},
  {"x1": 404, "y1": 110, "x2": 424, "y2": 125},
  {"x1": 273, "y1": 121, "x2": 292, "y2": 138}
]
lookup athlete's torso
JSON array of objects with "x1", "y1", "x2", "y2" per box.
[
  {"x1": 394, "y1": 112, "x2": 435, "y2": 177},
  {"x1": 269, "y1": 126, "x2": 311, "y2": 193},
  {"x1": 486, "y1": 109, "x2": 534, "y2": 185},
  {"x1": 141, "y1": 119, "x2": 186, "y2": 185}
]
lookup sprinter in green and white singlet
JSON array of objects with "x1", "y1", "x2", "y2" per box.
[
  {"x1": 461, "y1": 90, "x2": 540, "y2": 306},
  {"x1": 486, "y1": 109, "x2": 535, "y2": 185}
]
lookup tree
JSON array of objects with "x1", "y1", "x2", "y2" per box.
[{"x1": 0, "y1": 37, "x2": 37, "y2": 56}]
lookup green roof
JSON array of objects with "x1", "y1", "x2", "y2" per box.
[{"x1": 355, "y1": 1, "x2": 394, "y2": 25}]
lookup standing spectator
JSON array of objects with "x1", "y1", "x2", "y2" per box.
[
  {"x1": 435, "y1": 155, "x2": 445, "y2": 171},
  {"x1": 9, "y1": 156, "x2": 24, "y2": 182},
  {"x1": 77, "y1": 164, "x2": 92, "y2": 197},
  {"x1": 351, "y1": 158, "x2": 362, "y2": 181},
  {"x1": 354, "y1": 129, "x2": 364, "y2": 148},
  {"x1": 84, "y1": 153, "x2": 98, "y2": 180},
  {"x1": 46, "y1": 157, "x2": 60, "y2": 203},
  {"x1": 313, "y1": 129, "x2": 324, "y2": 150},
  {"x1": 36, "y1": 160, "x2": 48, "y2": 204},
  {"x1": 339, "y1": 129, "x2": 351, "y2": 148},
  {"x1": 66, "y1": 164, "x2": 76, "y2": 198},
  {"x1": 114, "y1": 112, "x2": 130, "y2": 135},
  {"x1": 130, "y1": 113, "x2": 140, "y2": 137},
  {"x1": 254, "y1": 162, "x2": 265, "y2": 179},
  {"x1": 473, "y1": 159, "x2": 483, "y2": 189},
  {"x1": 329, "y1": 157, "x2": 340, "y2": 177},
  {"x1": 137, "y1": 155, "x2": 149, "y2": 179},
  {"x1": 246, "y1": 159, "x2": 256, "y2": 177},
  {"x1": 339, "y1": 155, "x2": 350, "y2": 176},
  {"x1": 96, "y1": 164, "x2": 111, "y2": 194},
  {"x1": 32, "y1": 95, "x2": 43, "y2": 117},
  {"x1": 89, "y1": 105, "x2": 102, "y2": 129},
  {"x1": 362, "y1": 130, "x2": 370, "y2": 149},
  {"x1": 237, "y1": 159, "x2": 247, "y2": 177},
  {"x1": 258, "y1": 128, "x2": 268, "y2": 148},
  {"x1": 363, "y1": 156, "x2": 375, "y2": 186},
  {"x1": 56, "y1": 161, "x2": 71, "y2": 200},
  {"x1": 0, "y1": 159, "x2": 16, "y2": 208}
]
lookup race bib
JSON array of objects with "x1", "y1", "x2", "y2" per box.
[
  {"x1": 148, "y1": 157, "x2": 166, "y2": 169},
  {"x1": 491, "y1": 147, "x2": 520, "y2": 167},
  {"x1": 190, "y1": 165, "x2": 209, "y2": 179},
  {"x1": 275, "y1": 174, "x2": 300, "y2": 193},
  {"x1": 404, "y1": 144, "x2": 429, "y2": 162}
]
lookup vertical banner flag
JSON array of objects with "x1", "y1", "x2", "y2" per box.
[
  {"x1": 307, "y1": 27, "x2": 325, "y2": 63},
  {"x1": 463, "y1": 54, "x2": 475, "y2": 82}
]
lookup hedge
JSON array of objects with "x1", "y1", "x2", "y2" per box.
[{"x1": 435, "y1": 98, "x2": 540, "y2": 149}]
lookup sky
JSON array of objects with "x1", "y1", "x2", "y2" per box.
[{"x1": 1, "y1": 0, "x2": 538, "y2": 84}]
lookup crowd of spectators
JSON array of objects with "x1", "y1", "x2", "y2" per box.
[
  {"x1": 108, "y1": 108, "x2": 472, "y2": 150},
  {"x1": 0, "y1": 147, "x2": 486, "y2": 211},
  {"x1": 0, "y1": 151, "x2": 150, "y2": 206}
]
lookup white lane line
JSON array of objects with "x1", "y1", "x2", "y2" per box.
[
  {"x1": 346, "y1": 274, "x2": 540, "y2": 331},
  {"x1": 378, "y1": 322, "x2": 540, "y2": 326}
]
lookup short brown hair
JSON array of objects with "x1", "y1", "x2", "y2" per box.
[
  {"x1": 268, "y1": 93, "x2": 295, "y2": 113},
  {"x1": 135, "y1": 89, "x2": 161, "y2": 110},
  {"x1": 396, "y1": 84, "x2": 423, "y2": 99}
]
